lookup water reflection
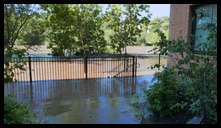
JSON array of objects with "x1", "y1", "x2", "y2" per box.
[{"x1": 4, "y1": 75, "x2": 154, "y2": 124}]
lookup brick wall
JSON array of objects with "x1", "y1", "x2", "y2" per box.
[
  {"x1": 169, "y1": 4, "x2": 192, "y2": 41},
  {"x1": 167, "y1": 4, "x2": 193, "y2": 67}
]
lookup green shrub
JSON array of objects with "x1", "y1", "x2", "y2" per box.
[
  {"x1": 145, "y1": 58, "x2": 217, "y2": 122},
  {"x1": 4, "y1": 95, "x2": 37, "y2": 124},
  {"x1": 4, "y1": 48, "x2": 27, "y2": 83},
  {"x1": 131, "y1": 22, "x2": 217, "y2": 123},
  {"x1": 145, "y1": 67, "x2": 191, "y2": 118},
  {"x1": 130, "y1": 95, "x2": 150, "y2": 121}
]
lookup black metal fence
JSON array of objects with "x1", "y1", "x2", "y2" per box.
[{"x1": 10, "y1": 55, "x2": 137, "y2": 82}]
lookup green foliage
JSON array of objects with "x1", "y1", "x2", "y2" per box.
[
  {"x1": 132, "y1": 22, "x2": 217, "y2": 123},
  {"x1": 40, "y1": 4, "x2": 168, "y2": 55},
  {"x1": 145, "y1": 67, "x2": 191, "y2": 118},
  {"x1": 41, "y1": 4, "x2": 152, "y2": 55},
  {"x1": 137, "y1": 16, "x2": 169, "y2": 46},
  {"x1": 105, "y1": 4, "x2": 151, "y2": 54},
  {"x1": 4, "y1": 95, "x2": 37, "y2": 124},
  {"x1": 4, "y1": 6, "x2": 39, "y2": 124},
  {"x1": 4, "y1": 4, "x2": 36, "y2": 49},
  {"x1": 41, "y1": 4, "x2": 107, "y2": 56},
  {"x1": 4, "y1": 48, "x2": 27, "y2": 83},
  {"x1": 4, "y1": 4, "x2": 35, "y2": 83},
  {"x1": 5, "y1": 4, "x2": 167, "y2": 55},
  {"x1": 17, "y1": 15, "x2": 46, "y2": 45},
  {"x1": 130, "y1": 95, "x2": 150, "y2": 121}
]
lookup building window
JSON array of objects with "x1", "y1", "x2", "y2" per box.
[{"x1": 191, "y1": 4, "x2": 217, "y2": 54}]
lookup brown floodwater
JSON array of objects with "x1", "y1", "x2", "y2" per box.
[{"x1": 10, "y1": 56, "x2": 167, "y2": 81}]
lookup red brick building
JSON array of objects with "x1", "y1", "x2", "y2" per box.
[{"x1": 168, "y1": 4, "x2": 217, "y2": 66}]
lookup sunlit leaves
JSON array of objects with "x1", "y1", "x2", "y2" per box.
[
  {"x1": 41, "y1": 4, "x2": 107, "y2": 56},
  {"x1": 106, "y1": 4, "x2": 151, "y2": 54}
]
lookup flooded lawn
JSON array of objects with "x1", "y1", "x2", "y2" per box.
[{"x1": 4, "y1": 75, "x2": 155, "y2": 124}]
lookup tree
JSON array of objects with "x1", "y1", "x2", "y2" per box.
[
  {"x1": 4, "y1": 4, "x2": 36, "y2": 50},
  {"x1": 17, "y1": 15, "x2": 46, "y2": 46},
  {"x1": 41, "y1": 4, "x2": 107, "y2": 56},
  {"x1": 105, "y1": 4, "x2": 151, "y2": 54},
  {"x1": 4, "y1": 4, "x2": 36, "y2": 82},
  {"x1": 145, "y1": 16, "x2": 169, "y2": 45},
  {"x1": 4, "y1": 5, "x2": 39, "y2": 123},
  {"x1": 136, "y1": 16, "x2": 169, "y2": 46},
  {"x1": 100, "y1": 22, "x2": 115, "y2": 53}
]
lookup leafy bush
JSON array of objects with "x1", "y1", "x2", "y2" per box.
[
  {"x1": 130, "y1": 95, "x2": 150, "y2": 121},
  {"x1": 145, "y1": 67, "x2": 191, "y2": 118},
  {"x1": 4, "y1": 48, "x2": 27, "y2": 83},
  {"x1": 131, "y1": 22, "x2": 217, "y2": 123},
  {"x1": 145, "y1": 54, "x2": 217, "y2": 122},
  {"x1": 4, "y1": 95, "x2": 37, "y2": 124}
]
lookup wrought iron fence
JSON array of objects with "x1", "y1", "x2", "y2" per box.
[{"x1": 10, "y1": 55, "x2": 137, "y2": 82}]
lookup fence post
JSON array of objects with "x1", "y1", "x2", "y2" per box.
[
  {"x1": 124, "y1": 56, "x2": 126, "y2": 72},
  {"x1": 135, "y1": 56, "x2": 137, "y2": 76},
  {"x1": 84, "y1": 56, "x2": 88, "y2": 79},
  {"x1": 158, "y1": 54, "x2": 161, "y2": 71},
  {"x1": 132, "y1": 56, "x2": 135, "y2": 77},
  {"x1": 28, "y1": 57, "x2": 32, "y2": 83}
]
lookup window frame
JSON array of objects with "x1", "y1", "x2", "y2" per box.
[{"x1": 190, "y1": 4, "x2": 217, "y2": 56}]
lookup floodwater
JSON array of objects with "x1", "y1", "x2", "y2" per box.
[
  {"x1": 11, "y1": 55, "x2": 167, "y2": 81},
  {"x1": 4, "y1": 75, "x2": 155, "y2": 124}
]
